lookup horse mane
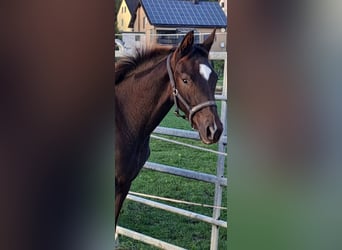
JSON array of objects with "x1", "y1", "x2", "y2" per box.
[{"x1": 115, "y1": 46, "x2": 175, "y2": 85}]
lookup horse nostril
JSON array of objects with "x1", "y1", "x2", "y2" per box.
[{"x1": 207, "y1": 123, "x2": 218, "y2": 141}]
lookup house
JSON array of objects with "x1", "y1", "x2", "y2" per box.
[
  {"x1": 117, "y1": 0, "x2": 139, "y2": 32},
  {"x1": 219, "y1": 0, "x2": 227, "y2": 16},
  {"x1": 129, "y1": 0, "x2": 227, "y2": 51}
]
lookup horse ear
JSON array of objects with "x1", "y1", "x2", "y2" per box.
[
  {"x1": 202, "y1": 29, "x2": 216, "y2": 52},
  {"x1": 174, "y1": 30, "x2": 194, "y2": 60}
]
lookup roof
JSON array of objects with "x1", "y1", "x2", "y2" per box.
[
  {"x1": 139, "y1": 0, "x2": 227, "y2": 28},
  {"x1": 125, "y1": 0, "x2": 140, "y2": 15}
]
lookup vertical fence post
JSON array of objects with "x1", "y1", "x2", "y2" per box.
[{"x1": 210, "y1": 53, "x2": 228, "y2": 250}]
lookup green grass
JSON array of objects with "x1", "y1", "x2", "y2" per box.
[{"x1": 117, "y1": 100, "x2": 227, "y2": 249}]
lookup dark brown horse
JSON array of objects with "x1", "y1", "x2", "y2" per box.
[{"x1": 114, "y1": 30, "x2": 223, "y2": 226}]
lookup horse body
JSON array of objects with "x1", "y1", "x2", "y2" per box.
[
  {"x1": 114, "y1": 30, "x2": 223, "y2": 227},
  {"x1": 115, "y1": 53, "x2": 173, "y2": 224}
]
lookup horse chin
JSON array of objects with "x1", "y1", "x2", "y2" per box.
[
  {"x1": 198, "y1": 131, "x2": 215, "y2": 145},
  {"x1": 192, "y1": 124, "x2": 212, "y2": 144},
  {"x1": 201, "y1": 138, "x2": 214, "y2": 145}
]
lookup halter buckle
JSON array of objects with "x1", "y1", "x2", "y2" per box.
[{"x1": 172, "y1": 88, "x2": 178, "y2": 96}]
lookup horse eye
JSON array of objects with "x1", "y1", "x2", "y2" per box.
[{"x1": 182, "y1": 79, "x2": 188, "y2": 84}]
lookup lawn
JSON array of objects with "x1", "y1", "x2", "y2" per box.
[{"x1": 116, "y1": 102, "x2": 227, "y2": 250}]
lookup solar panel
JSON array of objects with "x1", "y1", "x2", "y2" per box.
[{"x1": 141, "y1": 0, "x2": 227, "y2": 27}]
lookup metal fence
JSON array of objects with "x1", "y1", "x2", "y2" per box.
[
  {"x1": 115, "y1": 32, "x2": 227, "y2": 54},
  {"x1": 115, "y1": 45, "x2": 227, "y2": 250}
]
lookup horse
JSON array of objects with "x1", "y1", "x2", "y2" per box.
[{"x1": 114, "y1": 29, "x2": 223, "y2": 227}]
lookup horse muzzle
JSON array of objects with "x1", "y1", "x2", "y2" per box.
[{"x1": 195, "y1": 116, "x2": 223, "y2": 144}]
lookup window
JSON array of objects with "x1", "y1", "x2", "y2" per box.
[
  {"x1": 121, "y1": 19, "x2": 124, "y2": 27},
  {"x1": 157, "y1": 30, "x2": 178, "y2": 45},
  {"x1": 143, "y1": 17, "x2": 146, "y2": 29},
  {"x1": 177, "y1": 29, "x2": 200, "y2": 44},
  {"x1": 135, "y1": 35, "x2": 140, "y2": 42}
]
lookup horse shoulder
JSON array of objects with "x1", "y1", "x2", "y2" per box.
[{"x1": 115, "y1": 135, "x2": 151, "y2": 184}]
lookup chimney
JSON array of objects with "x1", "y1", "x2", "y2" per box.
[{"x1": 192, "y1": 0, "x2": 199, "y2": 4}]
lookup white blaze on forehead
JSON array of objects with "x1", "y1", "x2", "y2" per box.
[{"x1": 199, "y1": 64, "x2": 212, "y2": 81}]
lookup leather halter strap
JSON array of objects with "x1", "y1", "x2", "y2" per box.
[{"x1": 166, "y1": 54, "x2": 217, "y2": 125}]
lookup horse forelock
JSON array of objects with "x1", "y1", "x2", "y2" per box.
[{"x1": 192, "y1": 44, "x2": 210, "y2": 57}]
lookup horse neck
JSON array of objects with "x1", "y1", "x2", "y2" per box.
[{"x1": 115, "y1": 57, "x2": 173, "y2": 139}]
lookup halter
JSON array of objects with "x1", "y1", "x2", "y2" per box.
[{"x1": 166, "y1": 54, "x2": 217, "y2": 126}]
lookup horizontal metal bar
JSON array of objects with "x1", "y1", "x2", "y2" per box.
[
  {"x1": 209, "y1": 51, "x2": 227, "y2": 60},
  {"x1": 154, "y1": 127, "x2": 199, "y2": 139},
  {"x1": 129, "y1": 191, "x2": 227, "y2": 210},
  {"x1": 115, "y1": 51, "x2": 227, "y2": 60},
  {"x1": 116, "y1": 226, "x2": 186, "y2": 250},
  {"x1": 144, "y1": 162, "x2": 227, "y2": 187},
  {"x1": 214, "y1": 94, "x2": 227, "y2": 101},
  {"x1": 153, "y1": 127, "x2": 228, "y2": 143},
  {"x1": 115, "y1": 32, "x2": 227, "y2": 38},
  {"x1": 150, "y1": 135, "x2": 227, "y2": 156},
  {"x1": 126, "y1": 194, "x2": 227, "y2": 228}
]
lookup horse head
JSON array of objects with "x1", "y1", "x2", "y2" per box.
[{"x1": 168, "y1": 30, "x2": 223, "y2": 144}]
